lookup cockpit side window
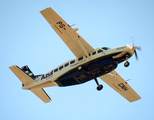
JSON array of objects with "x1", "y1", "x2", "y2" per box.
[
  {"x1": 98, "y1": 49, "x2": 103, "y2": 53},
  {"x1": 102, "y1": 47, "x2": 111, "y2": 50}
]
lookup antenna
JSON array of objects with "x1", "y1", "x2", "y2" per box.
[
  {"x1": 71, "y1": 23, "x2": 76, "y2": 27},
  {"x1": 125, "y1": 78, "x2": 131, "y2": 84}
]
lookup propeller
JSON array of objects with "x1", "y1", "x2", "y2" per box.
[{"x1": 130, "y1": 35, "x2": 141, "y2": 60}]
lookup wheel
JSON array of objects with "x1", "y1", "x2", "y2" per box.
[
  {"x1": 97, "y1": 84, "x2": 103, "y2": 91},
  {"x1": 78, "y1": 65, "x2": 83, "y2": 71},
  {"x1": 124, "y1": 61, "x2": 130, "y2": 67}
]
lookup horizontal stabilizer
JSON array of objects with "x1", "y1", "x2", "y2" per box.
[
  {"x1": 31, "y1": 88, "x2": 51, "y2": 103},
  {"x1": 9, "y1": 65, "x2": 34, "y2": 85}
]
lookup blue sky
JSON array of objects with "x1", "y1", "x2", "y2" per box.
[{"x1": 1, "y1": 0, "x2": 154, "y2": 120}]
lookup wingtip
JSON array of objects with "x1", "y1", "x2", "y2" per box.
[
  {"x1": 44, "y1": 99, "x2": 52, "y2": 103},
  {"x1": 129, "y1": 96, "x2": 142, "y2": 103},
  {"x1": 40, "y1": 7, "x2": 52, "y2": 13},
  {"x1": 9, "y1": 65, "x2": 17, "y2": 69}
]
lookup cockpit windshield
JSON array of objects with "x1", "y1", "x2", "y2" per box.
[{"x1": 102, "y1": 47, "x2": 111, "y2": 50}]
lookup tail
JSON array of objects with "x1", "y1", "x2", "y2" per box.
[
  {"x1": 9, "y1": 65, "x2": 51, "y2": 103},
  {"x1": 21, "y1": 65, "x2": 35, "y2": 79}
]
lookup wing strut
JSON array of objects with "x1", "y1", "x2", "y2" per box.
[{"x1": 77, "y1": 36, "x2": 91, "y2": 60}]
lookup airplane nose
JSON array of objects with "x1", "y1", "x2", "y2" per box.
[{"x1": 132, "y1": 46, "x2": 138, "y2": 51}]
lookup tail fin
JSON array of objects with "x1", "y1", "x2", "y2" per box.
[{"x1": 21, "y1": 65, "x2": 35, "y2": 79}]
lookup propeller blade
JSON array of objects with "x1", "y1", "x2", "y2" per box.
[
  {"x1": 134, "y1": 50, "x2": 138, "y2": 60},
  {"x1": 130, "y1": 35, "x2": 141, "y2": 60},
  {"x1": 131, "y1": 35, "x2": 135, "y2": 46}
]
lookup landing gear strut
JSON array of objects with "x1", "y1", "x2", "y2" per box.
[
  {"x1": 124, "y1": 55, "x2": 130, "y2": 67},
  {"x1": 94, "y1": 78, "x2": 103, "y2": 91}
]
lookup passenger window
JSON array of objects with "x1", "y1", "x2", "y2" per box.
[
  {"x1": 64, "y1": 63, "x2": 69, "y2": 67},
  {"x1": 59, "y1": 66, "x2": 63, "y2": 70},
  {"x1": 92, "y1": 51, "x2": 96, "y2": 55},
  {"x1": 70, "y1": 60, "x2": 75, "y2": 64},
  {"x1": 78, "y1": 57, "x2": 83, "y2": 61},
  {"x1": 54, "y1": 68, "x2": 58, "y2": 72},
  {"x1": 98, "y1": 49, "x2": 103, "y2": 53}
]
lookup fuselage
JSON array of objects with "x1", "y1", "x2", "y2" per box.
[{"x1": 22, "y1": 45, "x2": 134, "y2": 89}]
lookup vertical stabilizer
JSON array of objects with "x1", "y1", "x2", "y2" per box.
[{"x1": 21, "y1": 65, "x2": 35, "y2": 79}]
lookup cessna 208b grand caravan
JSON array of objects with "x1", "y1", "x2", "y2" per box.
[{"x1": 10, "y1": 7, "x2": 141, "y2": 103}]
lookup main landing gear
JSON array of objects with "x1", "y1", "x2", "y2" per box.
[
  {"x1": 124, "y1": 55, "x2": 130, "y2": 67},
  {"x1": 94, "y1": 78, "x2": 103, "y2": 91},
  {"x1": 78, "y1": 66, "x2": 103, "y2": 91}
]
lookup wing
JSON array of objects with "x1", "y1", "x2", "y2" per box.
[
  {"x1": 40, "y1": 7, "x2": 94, "y2": 58},
  {"x1": 99, "y1": 70, "x2": 141, "y2": 102}
]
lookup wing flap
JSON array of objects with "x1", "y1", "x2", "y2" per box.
[
  {"x1": 40, "y1": 7, "x2": 94, "y2": 58},
  {"x1": 9, "y1": 65, "x2": 34, "y2": 85},
  {"x1": 100, "y1": 70, "x2": 141, "y2": 102},
  {"x1": 31, "y1": 88, "x2": 51, "y2": 103}
]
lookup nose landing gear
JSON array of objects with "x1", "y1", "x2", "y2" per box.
[
  {"x1": 124, "y1": 55, "x2": 130, "y2": 67},
  {"x1": 124, "y1": 61, "x2": 130, "y2": 67}
]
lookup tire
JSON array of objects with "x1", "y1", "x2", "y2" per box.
[
  {"x1": 124, "y1": 61, "x2": 130, "y2": 67},
  {"x1": 97, "y1": 84, "x2": 103, "y2": 91}
]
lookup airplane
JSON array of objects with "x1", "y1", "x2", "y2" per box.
[{"x1": 9, "y1": 7, "x2": 141, "y2": 103}]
